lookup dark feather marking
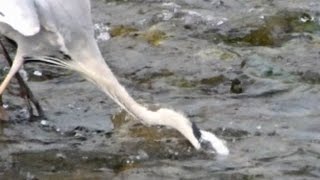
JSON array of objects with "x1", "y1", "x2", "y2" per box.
[
  {"x1": 58, "y1": 51, "x2": 72, "y2": 61},
  {"x1": 23, "y1": 56, "x2": 61, "y2": 66},
  {"x1": 44, "y1": 55, "x2": 56, "y2": 59},
  {"x1": 23, "y1": 58, "x2": 56, "y2": 65},
  {"x1": 192, "y1": 122, "x2": 202, "y2": 141}
]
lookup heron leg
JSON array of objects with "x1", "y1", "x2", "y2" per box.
[
  {"x1": 0, "y1": 41, "x2": 45, "y2": 119},
  {"x1": 18, "y1": 76, "x2": 46, "y2": 120},
  {"x1": 0, "y1": 56, "x2": 24, "y2": 95}
]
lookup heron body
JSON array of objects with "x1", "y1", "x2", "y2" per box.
[{"x1": 0, "y1": 0, "x2": 229, "y2": 155}]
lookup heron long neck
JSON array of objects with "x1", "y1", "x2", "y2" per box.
[
  {"x1": 71, "y1": 44, "x2": 158, "y2": 125},
  {"x1": 91, "y1": 62, "x2": 154, "y2": 123},
  {"x1": 69, "y1": 40, "x2": 200, "y2": 149}
]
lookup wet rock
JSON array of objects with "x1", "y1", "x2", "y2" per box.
[
  {"x1": 110, "y1": 25, "x2": 138, "y2": 37},
  {"x1": 194, "y1": 10, "x2": 320, "y2": 47},
  {"x1": 195, "y1": 46, "x2": 240, "y2": 61},
  {"x1": 200, "y1": 75, "x2": 225, "y2": 86},
  {"x1": 230, "y1": 78, "x2": 243, "y2": 94},
  {"x1": 240, "y1": 54, "x2": 298, "y2": 87},
  {"x1": 1, "y1": 0, "x2": 320, "y2": 179},
  {"x1": 299, "y1": 70, "x2": 320, "y2": 84},
  {"x1": 143, "y1": 28, "x2": 167, "y2": 46},
  {"x1": 215, "y1": 127, "x2": 250, "y2": 139}
]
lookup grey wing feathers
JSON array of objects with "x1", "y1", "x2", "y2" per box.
[{"x1": 0, "y1": 0, "x2": 40, "y2": 36}]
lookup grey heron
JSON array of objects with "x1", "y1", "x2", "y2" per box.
[{"x1": 0, "y1": 0, "x2": 229, "y2": 155}]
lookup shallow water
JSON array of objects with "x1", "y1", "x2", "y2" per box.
[{"x1": 1, "y1": 0, "x2": 320, "y2": 179}]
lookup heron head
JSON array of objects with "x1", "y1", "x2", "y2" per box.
[
  {"x1": 191, "y1": 122, "x2": 229, "y2": 155},
  {"x1": 155, "y1": 108, "x2": 229, "y2": 155}
]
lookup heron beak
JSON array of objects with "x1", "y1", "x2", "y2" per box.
[
  {"x1": 192, "y1": 122, "x2": 229, "y2": 155},
  {"x1": 199, "y1": 130, "x2": 229, "y2": 155}
]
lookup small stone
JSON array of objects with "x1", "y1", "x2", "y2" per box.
[
  {"x1": 56, "y1": 153, "x2": 66, "y2": 160},
  {"x1": 33, "y1": 70, "x2": 42, "y2": 76},
  {"x1": 137, "y1": 149, "x2": 149, "y2": 160},
  {"x1": 40, "y1": 120, "x2": 49, "y2": 126},
  {"x1": 217, "y1": 20, "x2": 224, "y2": 26},
  {"x1": 230, "y1": 79, "x2": 243, "y2": 94}
]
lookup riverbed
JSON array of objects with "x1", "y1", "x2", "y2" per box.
[{"x1": 1, "y1": 0, "x2": 320, "y2": 179}]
